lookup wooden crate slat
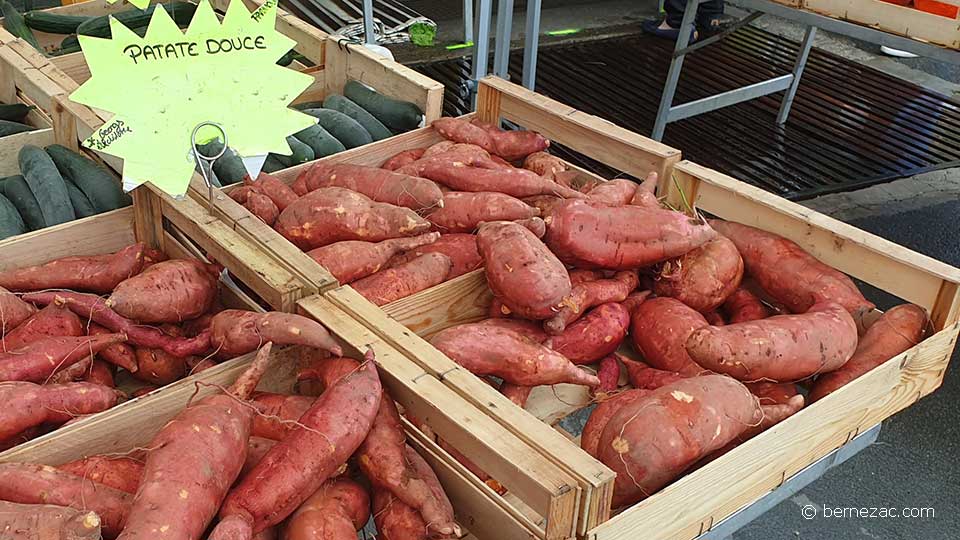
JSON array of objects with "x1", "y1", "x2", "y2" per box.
[{"x1": 797, "y1": 0, "x2": 959, "y2": 50}]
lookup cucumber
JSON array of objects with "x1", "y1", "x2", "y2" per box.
[
  {"x1": 198, "y1": 139, "x2": 248, "y2": 185},
  {"x1": 23, "y1": 11, "x2": 92, "y2": 34},
  {"x1": 77, "y1": 2, "x2": 196, "y2": 38},
  {"x1": 262, "y1": 155, "x2": 286, "y2": 173},
  {"x1": 19, "y1": 145, "x2": 75, "y2": 227},
  {"x1": 292, "y1": 101, "x2": 324, "y2": 111},
  {"x1": 0, "y1": 103, "x2": 33, "y2": 123},
  {"x1": 302, "y1": 108, "x2": 372, "y2": 149},
  {"x1": 0, "y1": 119, "x2": 35, "y2": 137},
  {"x1": 323, "y1": 95, "x2": 392, "y2": 141},
  {"x1": 293, "y1": 124, "x2": 345, "y2": 158},
  {"x1": 1, "y1": 1, "x2": 42, "y2": 51},
  {"x1": 65, "y1": 181, "x2": 96, "y2": 218},
  {"x1": 1, "y1": 175, "x2": 43, "y2": 231},
  {"x1": 271, "y1": 135, "x2": 314, "y2": 168},
  {"x1": 0, "y1": 192, "x2": 25, "y2": 240},
  {"x1": 344, "y1": 80, "x2": 423, "y2": 132},
  {"x1": 45, "y1": 144, "x2": 131, "y2": 213}
]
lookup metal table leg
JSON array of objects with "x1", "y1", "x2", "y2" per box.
[
  {"x1": 522, "y1": 0, "x2": 542, "y2": 90},
  {"x1": 472, "y1": 0, "x2": 494, "y2": 91},
  {"x1": 651, "y1": 0, "x2": 701, "y2": 141},
  {"x1": 494, "y1": 0, "x2": 515, "y2": 78},
  {"x1": 777, "y1": 25, "x2": 816, "y2": 124},
  {"x1": 463, "y1": 0, "x2": 474, "y2": 45},
  {"x1": 362, "y1": 0, "x2": 376, "y2": 44}
]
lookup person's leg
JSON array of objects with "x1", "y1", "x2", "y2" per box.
[
  {"x1": 663, "y1": 0, "x2": 687, "y2": 28},
  {"x1": 643, "y1": 0, "x2": 698, "y2": 39},
  {"x1": 697, "y1": 0, "x2": 724, "y2": 30}
]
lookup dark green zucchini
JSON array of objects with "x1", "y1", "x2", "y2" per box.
[
  {"x1": 65, "y1": 182, "x2": 96, "y2": 218},
  {"x1": 45, "y1": 144, "x2": 130, "y2": 213},
  {"x1": 1, "y1": 1, "x2": 42, "y2": 51},
  {"x1": 262, "y1": 155, "x2": 286, "y2": 173},
  {"x1": 0, "y1": 192, "x2": 25, "y2": 240},
  {"x1": 0, "y1": 119, "x2": 35, "y2": 137},
  {"x1": 23, "y1": 11, "x2": 92, "y2": 34},
  {"x1": 1, "y1": 175, "x2": 43, "y2": 231},
  {"x1": 77, "y1": 2, "x2": 196, "y2": 38},
  {"x1": 19, "y1": 145, "x2": 75, "y2": 227},
  {"x1": 322, "y1": 94, "x2": 392, "y2": 141},
  {"x1": 344, "y1": 80, "x2": 423, "y2": 132},
  {"x1": 271, "y1": 135, "x2": 314, "y2": 168},
  {"x1": 302, "y1": 108, "x2": 372, "y2": 149},
  {"x1": 0, "y1": 103, "x2": 33, "y2": 123},
  {"x1": 293, "y1": 124, "x2": 345, "y2": 158},
  {"x1": 292, "y1": 101, "x2": 324, "y2": 111},
  {"x1": 198, "y1": 139, "x2": 248, "y2": 186}
]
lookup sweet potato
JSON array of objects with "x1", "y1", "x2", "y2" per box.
[
  {"x1": 0, "y1": 243, "x2": 146, "y2": 294},
  {"x1": 0, "y1": 500, "x2": 101, "y2": 540},
  {"x1": 384, "y1": 233, "x2": 482, "y2": 280},
  {"x1": 306, "y1": 233, "x2": 440, "y2": 284},
  {"x1": 241, "y1": 437, "x2": 277, "y2": 479},
  {"x1": 701, "y1": 395, "x2": 806, "y2": 464},
  {"x1": 431, "y1": 323, "x2": 599, "y2": 387},
  {"x1": 710, "y1": 220, "x2": 874, "y2": 316},
  {"x1": 599, "y1": 375, "x2": 762, "y2": 506},
  {"x1": 431, "y1": 118, "x2": 497, "y2": 153},
  {"x1": 244, "y1": 192, "x2": 280, "y2": 227},
  {"x1": 0, "y1": 426, "x2": 46, "y2": 452},
  {"x1": 703, "y1": 310, "x2": 725, "y2": 326},
  {"x1": 298, "y1": 163, "x2": 443, "y2": 211},
  {"x1": 745, "y1": 381, "x2": 799, "y2": 405},
  {"x1": 686, "y1": 302, "x2": 858, "y2": 382},
  {"x1": 57, "y1": 456, "x2": 144, "y2": 494},
  {"x1": 250, "y1": 392, "x2": 314, "y2": 441},
  {"x1": 0, "y1": 463, "x2": 132, "y2": 537},
  {"x1": 619, "y1": 356, "x2": 690, "y2": 389},
  {"x1": 215, "y1": 354, "x2": 380, "y2": 534},
  {"x1": 499, "y1": 382, "x2": 533, "y2": 408},
  {"x1": 185, "y1": 357, "x2": 216, "y2": 375},
  {"x1": 515, "y1": 216, "x2": 547, "y2": 237},
  {"x1": 351, "y1": 252, "x2": 452, "y2": 306},
  {"x1": 130, "y1": 386, "x2": 158, "y2": 398},
  {"x1": 118, "y1": 343, "x2": 276, "y2": 540},
  {"x1": 629, "y1": 172, "x2": 659, "y2": 208},
  {"x1": 522, "y1": 151, "x2": 566, "y2": 181},
  {"x1": 0, "y1": 286, "x2": 35, "y2": 334},
  {"x1": 275, "y1": 187, "x2": 431, "y2": 250},
  {"x1": 84, "y1": 360, "x2": 115, "y2": 387},
  {"x1": 587, "y1": 179, "x2": 638, "y2": 206},
  {"x1": 477, "y1": 318, "x2": 548, "y2": 343},
  {"x1": 477, "y1": 220, "x2": 571, "y2": 320},
  {"x1": 371, "y1": 445, "x2": 457, "y2": 540},
  {"x1": 230, "y1": 185, "x2": 259, "y2": 205},
  {"x1": 23, "y1": 292, "x2": 211, "y2": 358},
  {"x1": 395, "y1": 144, "x2": 503, "y2": 177},
  {"x1": 427, "y1": 191, "x2": 540, "y2": 233},
  {"x1": 280, "y1": 478, "x2": 370, "y2": 540},
  {"x1": 653, "y1": 236, "x2": 743, "y2": 313},
  {"x1": 722, "y1": 286, "x2": 770, "y2": 323},
  {"x1": 545, "y1": 200, "x2": 717, "y2": 269},
  {"x1": 107, "y1": 259, "x2": 218, "y2": 324},
  {"x1": 631, "y1": 297, "x2": 708, "y2": 374},
  {"x1": 87, "y1": 323, "x2": 138, "y2": 373},
  {"x1": 522, "y1": 194, "x2": 564, "y2": 217},
  {"x1": 39, "y1": 382, "x2": 125, "y2": 424},
  {"x1": 809, "y1": 304, "x2": 926, "y2": 402},
  {"x1": 2, "y1": 303, "x2": 83, "y2": 352},
  {"x1": 209, "y1": 310, "x2": 342, "y2": 358},
  {"x1": 545, "y1": 270, "x2": 638, "y2": 334},
  {"x1": 0, "y1": 334, "x2": 126, "y2": 383},
  {"x1": 594, "y1": 354, "x2": 620, "y2": 398},
  {"x1": 621, "y1": 290, "x2": 651, "y2": 315},
  {"x1": 569, "y1": 269, "x2": 601, "y2": 285},
  {"x1": 48, "y1": 357, "x2": 93, "y2": 384},
  {"x1": 244, "y1": 173, "x2": 298, "y2": 211},
  {"x1": 382, "y1": 148, "x2": 427, "y2": 170},
  {"x1": 132, "y1": 346, "x2": 186, "y2": 385},
  {"x1": 470, "y1": 119, "x2": 550, "y2": 161},
  {"x1": 551, "y1": 303, "x2": 630, "y2": 364},
  {"x1": 488, "y1": 297, "x2": 511, "y2": 318},
  {"x1": 580, "y1": 388, "x2": 648, "y2": 459},
  {"x1": 422, "y1": 140, "x2": 455, "y2": 157},
  {"x1": 413, "y1": 160, "x2": 585, "y2": 199}
]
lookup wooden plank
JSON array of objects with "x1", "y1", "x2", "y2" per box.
[
  {"x1": 50, "y1": 53, "x2": 91, "y2": 85},
  {"x1": 299, "y1": 295, "x2": 581, "y2": 540},
  {"x1": 0, "y1": 126, "x2": 55, "y2": 177},
  {"x1": 211, "y1": 0, "x2": 329, "y2": 66},
  {"x1": 667, "y1": 161, "x2": 960, "y2": 328},
  {"x1": 797, "y1": 0, "x2": 959, "y2": 50},
  {"x1": 476, "y1": 77, "x2": 682, "y2": 182},
  {"x1": 0, "y1": 45, "x2": 64, "y2": 114}
]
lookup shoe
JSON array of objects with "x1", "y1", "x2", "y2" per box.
[{"x1": 642, "y1": 19, "x2": 698, "y2": 42}]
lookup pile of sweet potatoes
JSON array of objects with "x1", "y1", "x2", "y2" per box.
[
  {"x1": 0, "y1": 343, "x2": 460, "y2": 540},
  {"x1": 0, "y1": 244, "x2": 342, "y2": 453}
]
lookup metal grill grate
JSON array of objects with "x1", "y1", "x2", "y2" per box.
[{"x1": 410, "y1": 26, "x2": 960, "y2": 200}]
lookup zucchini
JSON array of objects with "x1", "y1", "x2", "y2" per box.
[
  {"x1": 0, "y1": 103, "x2": 33, "y2": 123},
  {"x1": 1, "y1": 175, "x2": 44, "y2": 231},
  {"x1": 199, "y1": 139, "x2": 247, "y2": 186},
  {"x1": 1, "y1": 1, "x2": 41, "y2": 51},
  {"x1": 0, "y1": 192, "x2": 25, "y2": 240},
  {"x1": 45, "y1": 144, "x2": 131, "y2": 213},
  {"x1": 302, "y1": 108, "x2": 372, "y2": 149},
  {"x1": 19, "y1": 145, "x2": 75, "y2": 227},
  {"x1": 77, "y1": 2, "x2": 196, "y2": 38},
  {"x1": 292, "y1": 101, "x2": 324, "y2": 111},
  {"x1": 65, "y1": 182, "x2": 96, "y2": 218},
  {"x1": 0, "y1": 119, "x2": 35, "y2": 137},
  {"x1": 23, "y1": 11, "x2": 92, "y2": 34},
  {"x1": 323, "y1": 95, "x2": 392, "y2": 141},
  {"x1": 293, "y1": 124, "x2": 345, "y2": 158},
  {"x1": 344, "y1": 80, "x2": 423, "y2": 132},
  {"x1": 271, "y1": 135, "x2": 314, "y2": 168},
  {"x1": 262, "y1": 155, "x2": 286, "y2": 173}
]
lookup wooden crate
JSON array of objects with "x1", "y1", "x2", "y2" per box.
[
  {"x1": 771, "y1": 0, "x2": 959, "y2": 50},
  {"x1": 0, "y1": 292, "x2": 583, "y2": 540}
]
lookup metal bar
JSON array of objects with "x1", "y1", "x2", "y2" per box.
[
  {"x1": 668, "y1": 74, "x2": 794, "y2": 122},
  {"x1": 362, "y1": 0, "x2": 376, "y2": 44},
  {"x1": 463, "y1": 0, "x2": 474, "y2": 44},
  {"x1": 674, "y1": 11, "x2": 765, "y2": 57},
  {"x1": 494, "y1": 0, "x2": 515, "y2": 78},
  {"x1": 728, "y1": 0, "x2": 960, "y2": 64},
  {"x1": 651, "y1": 0, "x2": 701, "y2": 140},
  {"x1": 777, "y1": 25, "x2": 818, "y2": 124},
  {"x1": 521, "y1": 0, "x2": 542, "y2": 90},
  {"x1": 471, "y1": 0, "x2": 494, "y2": 104},
  {"x1": 697, "y1": 424, "x2": 882, "y2": 539}
]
